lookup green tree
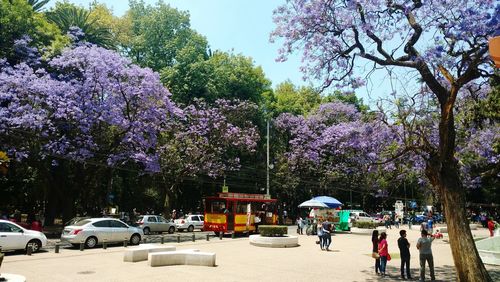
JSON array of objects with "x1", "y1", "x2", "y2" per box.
[
  {"x1": 0, "y1": 0, "x2": 66, "y2": 64},
  {"x1": 121, "y1": 0, "x2": 208, "y2": 71},
  {"x1": 162, "y1": 51, "x2": 271, "y2": 105},
  {"x1": 46, "y1": 1, "x2": 114, "y2": 48},
  {"x1": 265, "y1": 81, "x2": 321, "y2": 117}
]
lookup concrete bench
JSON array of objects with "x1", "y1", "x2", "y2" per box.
[
  {"x1": 148, "y1": 249, "x2": 215, "y2": 267},
  {"x1": 123, "y1": 244, "x2": 176, "y2": 262}
]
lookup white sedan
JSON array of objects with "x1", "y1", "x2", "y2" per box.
[
  {"x1": 61, "y1": 218, "x2": 143, "y2": 248},
  {"x1": 0, "y1": 220, "x2": 47, "y2": 252},
  {"x1": 174, "y1": 215, "x2": 204, "y2": 232}
]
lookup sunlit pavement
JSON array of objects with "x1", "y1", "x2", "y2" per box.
[{"x1": 2, "y1": 225, "x2": 499, "y2": 281}]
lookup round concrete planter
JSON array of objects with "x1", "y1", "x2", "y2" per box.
[
  {"x1": 350, "y1": 227, "x2": 386, "y2": 235},
  {"x1": 1, "y1": 274, "x2": 26, "y2": 282},
  {"x1": 249, "y1": 234, "x2": 299, "y2": 248},
  {"x1": 437, "y1": 227, "x2": 448, "y2": 233},
  {"x1": 469, "y1": 224, "x2": 479, "y2": 230}
]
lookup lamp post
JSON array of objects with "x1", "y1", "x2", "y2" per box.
[{"x1": 266, "y1": 119, "x2": 274, "y2": 197}]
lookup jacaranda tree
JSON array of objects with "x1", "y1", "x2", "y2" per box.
[
  {"x1": 272, "y1": 1, "x2": 499, "y2": 280},
  {"x1": 274, "y1": 102, "x2": 402, "y2": 208},
  {"x1": 0, "y1": 39, "x2": 178, "y2": 222},
  {"x1": 158, "y1": 99, "x2": 260, "y2": 212}
]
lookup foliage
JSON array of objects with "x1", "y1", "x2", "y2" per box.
[
  {"x1": 0, "y1": 43, "x2": 177, "y2": 172},
  {"x1": 0, "y1": 0, "x2": 67, "y2": 64},
  {"x1": 258, "y1": 225, "x2": 288, "y2": 237},
  {"x1": 264, "y1": 80, "x2": 321, "y2": 117},
  {"x1": 162, "y1": 50, "x2": 272, "y2": 105},
  {"x1": 121, "y1": 0, "x2": 208, "y2": 71},
  {"x1": 159, "y1": 99, "x2": 260, "y2": 179},
  {"x1": 46, "y1": 2, "x2": 114, "y2": 49},
  {"x1": 27, "y1": 0, "x2": 49, "y2": 12},
  {"x1": 353, "y1": 221, "x2": 378, "y2": 229}
]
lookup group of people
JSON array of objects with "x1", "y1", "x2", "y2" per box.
[{"x1": 371, "y1": 229, "x2": 436, "y2": 281}]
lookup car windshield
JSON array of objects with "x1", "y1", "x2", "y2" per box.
[{"x1": 73, "y1": 219, "x2": 91, "y2": 226}]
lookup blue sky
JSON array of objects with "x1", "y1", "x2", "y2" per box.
[
  {"x1": 48, "y1": 0, "x2": 412, "y2": 105},
  {"x1": 51, "y1": 0, "x2": 306, "y2": 85}
]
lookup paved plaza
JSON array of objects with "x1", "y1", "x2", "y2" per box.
[{"x1": 2, "y1": 225, "x2": 499, "y2": 281}]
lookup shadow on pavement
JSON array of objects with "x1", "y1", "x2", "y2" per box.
[{"x1": 357, "y1": 264, "x2": 500, "y2": 281}]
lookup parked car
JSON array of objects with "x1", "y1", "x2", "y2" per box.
[
  {"x1": 348, "y1": 211, "x2": 375, "y2": 223},
  {"x1": 61, "y1": 218, "x2": 143, "y2": 248},
  {"x1": 137, "y1": 215, "x2": 176, "y2": 235},
  {"x1": 0, "y1": 219, "x2": 47, "y2": 252},
  {"x1": 174, "y1": 215, "x2": 204, "y2": 232},
  {"x1": 64, "y1": 216, "x2": 90, "y2": 227}
]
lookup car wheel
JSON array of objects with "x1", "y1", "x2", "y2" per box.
[
  {"x1": 143, "y1": 227, "x2": 150, "y2": 235},
  {"x1": 187, "y1": 225, "x2": 194, "y2": 232},
  {"x1": 130, "y1": 234, "x2": 141, "y2": 245},
  {"x1": 85, "y1": 236, "x2": 98, "y2": 249},
  {"x1": 26, "y1": 239, "x2": 42, "y2": 253},
  {"x1": 168, "y1": 226, "x2": 175, "y2": 234}
]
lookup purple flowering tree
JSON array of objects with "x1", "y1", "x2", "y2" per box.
[
  {"x1": 0, "y1": 42, "x2": 178, "y2": 222},
  {"x1": 158, "y1": 99, "x2": 259, "y2": 212},
  {"x1": 1, "y1": 43, "x2": 176, "y2": 171},
  {"x1": 273, "y1": 102, "x2": 404, "y2": 208},
  {"x1": 272, "y1": 1, "x2": 499, "y2": 280}
]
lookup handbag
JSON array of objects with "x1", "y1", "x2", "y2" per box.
[
  {"x1": 387, "y1": 253, "x2": 392, "y2": 261},
  {"x1": 372, "y1": 252, "x2": 380, "y2": 259}
]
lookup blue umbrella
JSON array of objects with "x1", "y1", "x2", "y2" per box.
[{"x1": 312, "y1": 196, "x2": 343, "y2": 208}]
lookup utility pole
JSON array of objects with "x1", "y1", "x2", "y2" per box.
[
  {"x1": 404, "y1": 180, "x2": 407, "y2": 213},
  {"x1": 350, "y1": 190, "x2": 352, "y2": 209},
  {"x1": 266, "y1": 119, "x2": 270, "y2": 197}
]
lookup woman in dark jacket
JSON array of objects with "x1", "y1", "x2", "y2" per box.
[{"x1": 372, "y1": 230, "x2": 381, "y2": 275}]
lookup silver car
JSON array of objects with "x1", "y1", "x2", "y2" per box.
[
  {"x1": 174, "y1": 215, "x2": 204, "y2": 232},
  {"x1": 137, "y1": 215, "x2": 176, "y2": 235},
  {"x1": 0, "y1": 220, "x2": 47, "y2": 252},
  {"x1": 61, "y1": 218, "x2": 143, "y2": 248}
]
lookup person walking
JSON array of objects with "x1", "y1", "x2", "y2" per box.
[
  {"x1": 427, "y1": 217, "x2": 434, "y2": 234},
  {"x1": 417, "y1": 229, "x2": 436, "y2": 281},
  {"x1": 398, "y1": 230, "x2": 412, "y2": 280},
  {"x1": 322, "y1": 221, "x2": 332, "y2": 251},
  {"x1": 371, "y1": 230, "x2": 381, "y2": 275},
  {"x1": 296, "y1": 217, "x2": 303, "y2": 234},
  {"x1": 317, "y1": 220, "x2": 324, "y2": 250},
  {"x1": 378, "y1": 232, "x2": 389, "y2": 277},
  {"x1": 384, "y1": 214, "x2": 392, "y2": 229}
]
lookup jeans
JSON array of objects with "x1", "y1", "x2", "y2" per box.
[
  {"x1": 375, "y1": 258, "x2": 381, "y2": 273},
  {"x1": 318, "y1": 234, "x2": 324, "y2": 249},
  {"x1": 323, "y1": 233, "x2": 331, "y2": 249},
  {"x1": 401, "y1": 255, "x2": 411, "y2": 278},
  {"x1": 380, "y1": 256, "x2": 387, "y2": 274},
  {"x1": 420, "y1": 253, "x2": 435, "y2": 281}
]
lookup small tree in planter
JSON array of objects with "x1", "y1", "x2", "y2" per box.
[
  {"x1": 249, "y1": 225, "x2": 298, "y2": 247},
  {"x1": 353, "y1": 222, "x2": 379, "y2": 229},
  {"x1": 259, "y1": 225, "x2": 288, "y2": 237}
]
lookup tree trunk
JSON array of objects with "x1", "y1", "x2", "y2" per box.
[
  {"x1": 426, "y1": 160, "x2": 491, "y2": 282},
  {"x1": 423, "y1": 99, "x2": 492, "y2": 281}
]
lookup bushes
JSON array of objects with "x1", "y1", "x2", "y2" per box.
[
  {"x1": 259, "y1": 225, "x2": 288, "y2": 237},
  {"x1": 353, "y1": 221, "x2": 378, "y2": 229}
]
